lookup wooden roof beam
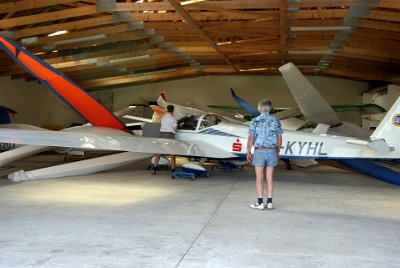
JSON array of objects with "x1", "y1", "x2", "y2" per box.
[
  {"x1": 166, "y1": 0, "x2": 239, "y2": 72},
  {"x1": 0, "y1": 5, "x2": 98, "y2": 29},
  {"x1": 81, "y1": 66, "x2": 199, "y2": 88},
  {"x1": 342, "y1": 47, "x2": 400, "y2": 60},
  {"x1": 15, "y1": 15, "x2": 115, "y2": 39},
  {"x1": 29, "y1": 24, "x2": 139, "y2": 47},
  {"x1": 325, "y1": 68, "x2": 398, "y2": 82},
  {"x1": 379, "y1": 0, "x2": 400, "y2": 9},
  {"x1": 279, "y1": 0, "x2": 287, "y2": 65},
  {"x1": 0, "y1": 0, "x2": 83, "y2": 14},
  {"x1": 290, "y1": 0, "x2": 357, "y2": 8}
]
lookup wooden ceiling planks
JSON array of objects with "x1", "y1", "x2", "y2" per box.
[{"x1": 0, "y1": 0, "x2": 398, "y2": 89}]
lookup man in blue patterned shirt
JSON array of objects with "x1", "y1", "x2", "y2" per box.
[{"x1": 247, "y1": 99, "x2": 283, "y2": 210}]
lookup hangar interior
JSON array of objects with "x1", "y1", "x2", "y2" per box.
[{"x1": 0, "y1": 0, "x2": 399, "y2": 267}]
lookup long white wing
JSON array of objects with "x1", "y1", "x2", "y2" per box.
[
  {"x1": 123, "y1": 115, "x2": 153, "y2": 123},
  {"x1": 157, "y1": 93, "x2": 205, "y2": 120},
  {"x1": 0, "y1": 128, "x2": 234, "y2": 159},
  {"x1": 279, "y1": 62, "x2": 341, "y2": 126}
]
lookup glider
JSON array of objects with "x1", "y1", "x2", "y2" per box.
[{"x1": 0, "y1": 38, "x2": 399, "y2": 185}]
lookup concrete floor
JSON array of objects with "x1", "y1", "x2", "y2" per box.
[{"x1": 0, "y1": 154, "x2": 399, "y2": 268}]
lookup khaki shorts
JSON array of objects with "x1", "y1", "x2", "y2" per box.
[{"x1": 160, "y1": 132, "x2": 174, "y2": 139}]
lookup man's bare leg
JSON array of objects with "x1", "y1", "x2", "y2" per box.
[
  {"x1": 265, "y1": 167, "x2": 274, "y2": 209},
  {"x1": 255, "y1": 166, "x2": 265, "y2": 201}
]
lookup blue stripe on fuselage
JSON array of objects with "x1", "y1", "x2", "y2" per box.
[{"x1": 199, "y1": 128, "x2": 241, "y2": 138}]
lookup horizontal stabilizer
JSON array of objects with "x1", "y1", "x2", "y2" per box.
[{"x1": 368, "y1": 140, "x2": 393, "y2": 154}]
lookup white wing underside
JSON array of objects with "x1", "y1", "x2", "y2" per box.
[
  {"x1": 157, "y1": 94, "x2": 204, "y2": 120},
  {"x1": 279, "y1": 62, "x2": 340, "y2": 125},
  {"x1": 123, "y1": 115, "x2": 153, "y2": 123},
  {"x1": 0, "y1": 128, "x2": 234, "y2": 159}
]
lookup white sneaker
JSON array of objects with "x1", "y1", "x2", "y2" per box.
[
  {"x1": 266, "y1": 203, "x2": 273, "y2": 210},
  {"x1": 250, "y1": 203, "x2": 265, "y2": 210}
]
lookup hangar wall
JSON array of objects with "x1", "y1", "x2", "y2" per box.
[
  {"x1": 112, "y1": 75, "x2": 368, "y2": 123},
  {"x1": 0, "y1": 77, "x2": 84, "y2": 127},
  {"x1": 0, "y1": 74, "x2": 369, "y2": 127}
]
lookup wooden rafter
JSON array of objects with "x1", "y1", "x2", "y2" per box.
[
  {"x1": 0, "y1": 5, "x2": 98, "y2": 28},
  {"x1": 0, "y1": 0, "x2": 399, "y2": 88},
  {"x1": 165, "y1": 0, "x2": 239, "y2": 72},
  {"x1": 0, "y1": 0, "x2": 82, "y2": 14},
  {"x1": 279, "y1": 0, "x2": 287, "y2": 65}
]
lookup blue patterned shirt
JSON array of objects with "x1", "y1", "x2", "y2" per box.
[{"x1": 249, "y1": 112, "x2": 283, "y2": 147}]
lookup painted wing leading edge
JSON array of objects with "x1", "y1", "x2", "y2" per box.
[{"x1": 0, "y1": 37, "x2": 128, "y2": 132}]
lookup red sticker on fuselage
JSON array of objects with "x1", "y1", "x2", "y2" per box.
[{"x1": 232, "y1": 139, "x2": 242, "y2": 152}]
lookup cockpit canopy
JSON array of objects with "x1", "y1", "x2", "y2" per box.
[{"x1": 177, "y1": 113, "x2": 228, "y2": 131}]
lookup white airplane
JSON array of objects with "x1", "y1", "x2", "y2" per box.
[
  {"x1": 0, "y1": 96, "x2": 399, "y2": 161},
  {"x1": 221, "y1": 63, "x2": 388, "y2": 167},
  {"x1": 0, "y1": 36, "x2": 400, "y2": 184},
  {"x1": 155, "y1": 91, "x2": 243, "y2": 124},
  {"x1": 278, "y1": 62, "x2": 373, "y2": 140}
]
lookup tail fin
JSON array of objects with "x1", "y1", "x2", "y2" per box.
[
  {"x1": 230, "y1": 88, "x2": 260, "y2": 117},
  {"x1": 157, "y1": 92, "x2": 168, "y2": 109},
  {"x1": 370, "y1": 96, "x2": 400, "y2": 147},
  {"x1": 160, "y1": 91, "x2": 167, "y2": 102},
  {"x1": 278, "y1": 62, "x2": 341, "y2": 126},
  {"x1": 0, "y1": 106, "x2": 17, "y2": 124},
  {"x1": 149, "y1": 105, "x2": 165, "y2": 122}
]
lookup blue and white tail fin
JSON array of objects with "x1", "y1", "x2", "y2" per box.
[
  {"x1": 370, "y1": 96, "x2": 400, "y2": 148},
  {"x1": 230, "y1": 88, "x2": 260, "y2": 117}
]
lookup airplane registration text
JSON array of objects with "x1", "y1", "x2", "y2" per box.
[
  {"x1": 282, "y1": 141, "x2": 327, "y2": 156},
  {"x1": 0, "y1": 142, "x2": 15, "y2": 151}
]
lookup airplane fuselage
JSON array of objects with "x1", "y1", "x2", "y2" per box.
[{"x1": 175, "y1": 122, "x2": 400, "y2": 160}]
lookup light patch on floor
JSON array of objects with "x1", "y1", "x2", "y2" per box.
[{"x1": 0, "y1": 153, "x2": 399, "y2": 268}]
